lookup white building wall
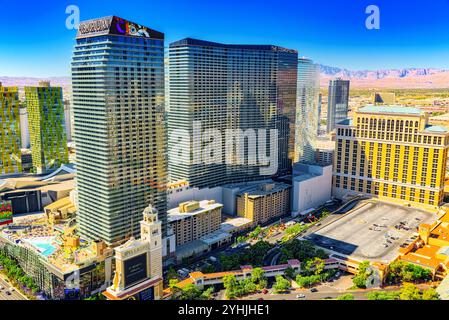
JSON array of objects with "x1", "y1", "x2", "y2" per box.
[
  {"x1": 292, "y1": 164, "x2": 332, "y2": 215},
  {"x1": 167, "y1": 185, "x2": 223, "y2": 209},
  {"x1": 19, "y1": 107, "x2": 30, "y2": 148}
]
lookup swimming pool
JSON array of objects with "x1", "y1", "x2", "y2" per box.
[{"x1": 23, "y1": 237, "x2": 57, "y2": 257}]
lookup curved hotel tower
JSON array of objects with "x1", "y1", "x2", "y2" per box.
[
  {"x1": 71, "y1": 16, "x2": 167, "y2": 244},
  {"x1": 168, "y1": 38, "x2": 298, "y2": 188},
  {"x1": 295, "y1": 57, "x2": 320, "y2": 163}
]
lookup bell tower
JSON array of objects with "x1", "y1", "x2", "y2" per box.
[{"x1": 141, "y1": 204, "x2": 163, "y2": 279}]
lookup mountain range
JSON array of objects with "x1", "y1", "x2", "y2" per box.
[
  {"x1": 318, "y1": 65, "x2": 449, "y2": 89},
  {"x1": 2, "y1": 65, "x2": 449, "y2": 90}
]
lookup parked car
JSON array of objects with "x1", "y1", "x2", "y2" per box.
[
  {"x1": 310, "y1": 288, "x2": 318, "y2": 293},
  {"x1": 262, "y1": 289, "x2": 268, "y2": 294}
]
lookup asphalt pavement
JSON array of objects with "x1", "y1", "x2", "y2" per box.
[{"x1": 0, "y1": 274, "x2": 27, "y2": 300}]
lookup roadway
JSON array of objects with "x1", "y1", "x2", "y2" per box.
[{"x1": 0, "y1": 273, "x2": 28, "y2": 300}]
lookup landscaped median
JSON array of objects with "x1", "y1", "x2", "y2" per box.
[{"x1": 0, "y1": 250, "x2": 37, "y2": 299}]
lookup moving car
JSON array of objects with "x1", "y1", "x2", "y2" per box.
[{"x1": 296, "y1": 294, "x2": 306, "y2": 299}]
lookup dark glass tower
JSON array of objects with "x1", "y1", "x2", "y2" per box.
[
  {"x1": 71, "y1": 16, "x2": 167, "y2": 244},
  {"x1": 168, "y1": 38, "x2": 298, "y2": 188},
  {"x1": 327, "y1": 78, "x2": 350, "y2": 133}
]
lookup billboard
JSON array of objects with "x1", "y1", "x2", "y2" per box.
[
  {"x1": 0, "y1": 201, "x2": 13, "y2": 226},
  {"x1": 123, "y1": 253, "x2": 148, "y2": 289},
  {"x1": 77, "y1": 16, "x2": 164, "y2": 40},
  {"x1": 110, "y1": 17, "x2": 164, "y2": 39},
  {"x1": 139, "y1": 286, "x2": 154, "y2": 301}
]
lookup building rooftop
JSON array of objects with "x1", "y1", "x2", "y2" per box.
[
  {"x1": 424, "y1": 125, "x2": 449, "y2": 133},
  {"x1": 401, "y1": 245, "x2": 443, "y2": 270},
  {"x1": 169, "y1": 38, "x2": 297, "y2": 54},
  {"x1": 167, "y1": 200, "x2": 223, "y2": 222},
  {"x1": 236, "y1": 182, "x2": 291, "y2": 198},
  {"x1": 220, "y1": 217, "x2": 253, "y2": 233},
  {"x1": 358, "y1": 105, "x2": 423, "y2": 116},
  {"x1": 337, "y1": 119, "x2": 353, "y2": 126}
]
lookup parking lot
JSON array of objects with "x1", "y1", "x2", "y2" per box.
[{"x1": 305, "y1": 201, "x2": 435, "y2": 264}]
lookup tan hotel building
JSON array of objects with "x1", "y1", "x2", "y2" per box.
[
  {"x1": 168, "y1": 200, "x2": 223, "y2": 246},
  {"x1": 333, "y1": 105, "x2": 449, "y2": 211},
  {"x1": 237, "y1": 182, "x2": 291, "y2": 225}
]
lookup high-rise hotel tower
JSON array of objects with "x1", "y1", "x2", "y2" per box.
[
  {"x1": 72, "y1": 16, "x2": 167, "y2": 244},
  {"x1": 295, "y1": 58, "x2": 320, "y2": 163},
  {"x1": 0, "y1": 85, "x2": 21, "y2": 175},
  {"x1": 333, "y1": 105, "x2": 449, "y2": 210},
  {"x1": 25, "y1": 81, "x2": 68, "y2": 174},
  {"x1": 327, "y1": 78, "x2": 350, "y2": 133},
  {"x1": 168, "y1": 38, "x2": 298, "y2": 188}
]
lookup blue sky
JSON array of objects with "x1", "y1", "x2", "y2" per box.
[{"x1": 1, "y1": 0, "x2": 449, "y2": 77}]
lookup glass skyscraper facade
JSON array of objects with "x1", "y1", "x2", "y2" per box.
[
  {"x1": 295, "y1": 58, "x2": 320, "y2": 163},
  {"x1": 25, "y1": 82, "x2": 68, "y2": 174},
  {"x1": 71, "y1": 16, "x2": 167, "y2": 244},
  {"x1": 168, "y1": 38, "x2": 298, "y2": 188},
  {"x1": 327, "y1": 78, "x2": 350, "y2": 133}
]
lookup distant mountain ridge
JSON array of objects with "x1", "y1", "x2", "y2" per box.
[
  {"x1": 2, "y1": 66, "x2": 449, "y2": 89},
  {"x1": 318, "y1": 65, "x2": 449, "y2": 88},
  {"x1": 319, "y1": 64, "x2": 445, "y2": 79},
  {"x1": 0, "y1": 76, "x2": 71, "y2": 88}
]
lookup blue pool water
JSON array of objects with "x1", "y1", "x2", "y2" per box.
[{"x1": 24, "y1": 238, "x2": 57, "y2": 257}]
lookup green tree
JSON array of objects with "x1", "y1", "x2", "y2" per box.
[
  {"x1": 223, "y1": 274, "x2": 238, "y2": 299},
  {"x1": 284, "y1": 266, "x2": 296, "y2": 279},
  {"x1": 178, "y1": 283, "x2": 213, "y2": 300},
  {"x1": 295, "y1": 274, "x2": 321, "y2": 288},
  {"x1": 366, "y1": 291, "x2": 400, "y2": 300},
  {"x1": 422, "y1": 288, "x2": 439, "y2": 300},
  {"x1": 399, "y1": 283, "x2": 422, "y2": 300},
  {"x1": 305, "y1": 257, "x2": 325, "y2": 276},
  {"x1": 336, "y1": 293, "x2": 354, "y2": 300},
  {"x1": 273, "y1": 275, "x2": 290, "y2": 293},
  {"x1": 166, "y1": 267, "x2": 178, "y2": 280},
  {"x1": 387, "y1": 261, "x2": 432, "y2": 284},
  {"x1": 200, "y1": 287, "x2": 215, "y2": 300},
  {"x1": 352, "y1": 261, "x2": 372, "y2": 289}
]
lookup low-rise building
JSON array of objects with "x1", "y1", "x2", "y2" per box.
[
  {"x1": 168, "y1": 200, "x2": 223, "y2": 247},
  {"x1": 291, "y1": 162, "x2": 332, "y2": 216},
  {"x1": 399, "y1": 209, "x2": 449, "y2": 279},
  {"x1": 236, "y1": 182, "x2": 291, "y2": 226}
]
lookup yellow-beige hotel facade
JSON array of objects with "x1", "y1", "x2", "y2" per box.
[{"x1": 333, "y1": 105, "x2": 449, "y2": 211}]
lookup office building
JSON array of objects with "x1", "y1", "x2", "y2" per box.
[
  {"x1": 168, "y1": 38, "x2": 298, "y2": 188},
  {"x1": 236, "y1": 182, "x2": 290, "y2": 225},
  {"x1": 25, "y1": 81, "x2": 68, "y2": 174},
  {"x1": 71, "y1": 16, "x2": 167, "y2": 244},
  {"x1": 295, "y1": 57, "x2": 320, "y2": 162},
  {"x1": 0, "y1": 86, "x2": 22, "y2": 175},
  {"x1": 333, "y1": 105, "x2": 449, "y2": 210},
  {"x1": 327, "y1": 78, "x2": 350, "y2": 133}
]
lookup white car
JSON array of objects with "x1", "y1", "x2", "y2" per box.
[{"x1": 296, "y1": 294, "x2": 306, "y2": 299}]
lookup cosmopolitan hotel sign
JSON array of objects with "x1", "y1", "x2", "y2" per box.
[{"x1": 76, "y1": 16, "x2": 164, "y2": 40}]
